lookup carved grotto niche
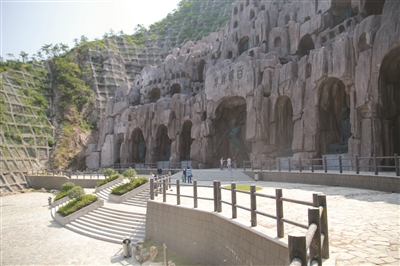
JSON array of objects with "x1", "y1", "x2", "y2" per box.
[
  {"x1": 156, "y1": 125, "x2": 171, "y2": 162},
  {"x1": 131, "y1": 128, "x2": 146, "y2": 163},
  {"x1": 180, "y1": 121, "x2": 193, "y2": 161},
  {"x1": 275, "y1": 96, "x2": 294, "y2": 157},
  {"x1": 379, "y1": 47, "x2": 400, "y2": 160},
  {"x1": 317, "y1": 78, "x2": 350, "y2": 156}
]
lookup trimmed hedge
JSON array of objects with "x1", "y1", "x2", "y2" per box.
[
  {"x1": 54, "y1": 190, "x2": 70, "y2": 201},
  {"x1": 57, "y1": 194, "x2": 98, "y2": 217},
  {"x1": 54, "y1": 182, "x2": 76, "y2": 201},
  {"x1": 111, "y1": 177, "x2": 149, "y2": 195},
  {"x1": 96, "y1": 173, "x2": 120, "y2": 187}
]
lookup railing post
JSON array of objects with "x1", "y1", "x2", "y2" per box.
[
  {"x1": 269, "y1": 158, "x2": 272, "y2": 171},
  {"x1": 231, "y1": 183, "x2": 237, "y2": 219},
  {"x1": 90, "y1": 170, "x2": 92, "y2": 179},
  {"x1": 217, "y1": 181, "x2": 222, "y2": 212},
  {"x1": 150, "y1": 178, "x2": 154, "y2": 200},
  {"x1": 278, "y1": 158, "x2": 281, "y2": 172},
  {"x1": 276, "y1": 188, "x2": 284, "y2": 238},
  {"x1": 395, "y1": 154, "x2": 399, "y2": 177},
  {"x1": 169, "y1": 175, "x2": 171, "y2": 189},
  {"x1": 323, "y1": 156, "x2": 327, "y2": 173},
  {"x1": 339, "y1": 156, "x2": 342, "y2": 174},
  {"x1": 311, "y1": 158, "x2": 314, "y2": 172},
  {"x1": 374, "y1": 155, "x2": 378, "y2": 175},
  {"x1": 250, "y1": 185, "x2": 257, "y2": 227},
  {"x1": 213, "y1": 180, "x2": 218, "y2": 212},
  {"x1": 288, "y1": 158, "x2": 291, "y2": 172},
  {"x1": 308, "y1": 208, "x2": 322, "y2": 266},
  {"x1": 163, "y1": 179, "x2": 166, "y2": 202},
  {"x1": 355, "y1": 155, "x2": 359, "y2": 174},
  {"x1": 299, "y1": 158, "x2": 302, "y2": 172},
  {"x1": 317, "y1": 194, "x2": 329, "y2": 259},
  {"x1": 193, "y1": 180, "x2": 198, "y2": 208},
  {"x1": 176, "y1": 180, "x2": 180, "y2": 205},
  {"x1": 288, "y1": 235, "x2": 307, "y2": 266}
]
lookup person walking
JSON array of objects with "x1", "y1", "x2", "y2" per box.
[
  {"x1": 227, "y1": 157, "x2": 232, "y2": 171},
  {"x1": 186, "y1": 167, "x2": 193, "y2": 183}
]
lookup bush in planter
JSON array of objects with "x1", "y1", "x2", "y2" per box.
[
  {"x1": 54, "y1": 182, "x2": 76, "y2": 201},
  {"x1": 123, "y1": 169, "x2": 137, "y2": 181},
  {"x1": 96, "y1": 173, "x2": 120, "y2": 187},
  {"x1": 57, "y1": 194, "x2": 98, "y2": 217},
  {"x1": 103, "y1": 168, "x2": 115, "y2": 177},
  {"x1": 111, "y1": 177, "x2": 149, "y2": 195},
  {"x1": 68, "y1": 186, "x2": 85, "y2": 199}
]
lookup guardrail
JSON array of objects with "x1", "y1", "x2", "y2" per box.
[
  {"x1": 149, "y1": 178, "x2": 329, "y2": 265},
  {"x1": 244, "y1": 154, "x2": 400, "y2": 176}
]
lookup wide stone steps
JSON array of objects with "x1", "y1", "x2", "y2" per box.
[
  {"x1": 66, "y1": 206, "x2": 146, "y2": 244},
  {"x1": 95, "y1": 185, "x2": 120, "y2": 201},
  {"x1": 64, "y1": 185, "x2": 150, "y2": 244}
]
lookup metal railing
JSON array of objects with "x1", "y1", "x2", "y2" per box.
[
  {"x1": 149, "y1": 179, "x2": 329, "y2": 264},
  {"x1": 244, "y1": 154, "x2": 400, "y2": 176}
]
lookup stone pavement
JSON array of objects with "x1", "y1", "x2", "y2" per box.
[{"x1": 1, "y1": 169, "x2": 399, "y2": 265}]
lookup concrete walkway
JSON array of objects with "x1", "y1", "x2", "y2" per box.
[{"x1": 1, "y1": 169, "x2": 399, "y2": 265}]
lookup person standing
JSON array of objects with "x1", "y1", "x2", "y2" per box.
[
  {"x1": 227, "y1": 157, "x2": 232, "y2": 171},
  {"x1": 182, "y1": 168, "x2": 187, "y2": 183},
  {"x1": 233, "y1": 157, "x2": 237, "y2": 170},
  {"x1": 157, "y1": 168, "x2": 162, "y2": 178},
  {"x1": 186, "y1": 167, "x2": 193, "y2": 183},
  {"x1": 220, "y1": 157, "x2": 225, "y2": 170}
]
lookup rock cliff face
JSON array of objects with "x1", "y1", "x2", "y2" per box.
[{"x1": 87, "y1": 0, "x2": 400, "y2": 170}]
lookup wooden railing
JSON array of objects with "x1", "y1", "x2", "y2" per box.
[
  {"x1": 244, "y1": 154, "x2": 400, "y2": 176},
  {"x1": 149, "y1": 178, "x2": 329, "y2": 264}
]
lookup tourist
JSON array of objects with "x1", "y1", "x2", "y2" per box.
[
  {"x1": 182, "y1": 168, "x2": 186, "y2": 183},
  {"x1": 157, "y1": 168, "x2": 162, "y2": 178},
  {"x1": 227, "y1": 157, "x2": 232, "y2": 171},
  {"x1": 186, "y1": 167, "x2": 193, "y2": 183},
  {"x1": 233, "y1": 157, "x2": 237, "y2": 170},
  {"x1": 220, "y1": 157, "x2": 225, "y2": 170}
]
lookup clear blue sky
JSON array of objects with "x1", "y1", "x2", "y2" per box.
[{"x1": 1, "y1": 0, "x2": 182, "y2": 61}]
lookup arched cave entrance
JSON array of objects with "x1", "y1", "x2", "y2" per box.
[
  {"x1": 131, "y1": 128, "x2": 146, "y2": 164},
  {"x1": 170, "y1": 83, "x2": 181, "y2": 97},
  {"x1": 238, "y1": 36, "x2": 250, "y2": 55},
  {"x1": 318, "y1": 78, "x2": 350, "y2": 155},
  {"x1": 180, "y1": 121, "x2": 193, "y2": 161},
  {"x1": 275, "y1": 96, "x2": 294, "y2": 157},
  {"x1": 297, "y1": 34, "x2": 314, "y2": 58},
  {"x1": 149, "y1": 88, "x2": 161, "y2": 103},
  {"x1": 213, "y1": 96, "x2": 249, "y2": 167},
  {"x1": 156, "y1": 125, "x2": 171, "y2": 162},
  {"x1": 379, "y1": 47, "x2": 400, "y2": 161}
]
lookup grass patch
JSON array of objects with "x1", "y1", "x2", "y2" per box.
[
  {"x1": 57, "y1": 194, "x2": 98, "y2": 216},
  {"x1": 96, "y1": 173, "x2": 120, "y2": 187},
  {"x1": 111, "y1": 177, "x2": 148, "y2": 195},
  {"x1": 142, "y1": 239, "x2": 199, "y2": 266},
  {"x1": 223, "y1": 184, "x2": 263, "y2": 191}
]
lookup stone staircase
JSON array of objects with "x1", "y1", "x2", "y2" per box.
[{"x1": 63, "y1": 186, "x2": 150, "y2": 244}]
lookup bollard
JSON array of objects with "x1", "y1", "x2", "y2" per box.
[
  {"x1": 48, "y1": 197, "x2": 52, "y2": 206},
  {"x1": 254, "y1": 172, "x2": 258, "y2": 181}
]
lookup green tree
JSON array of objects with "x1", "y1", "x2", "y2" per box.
[
  {"x1": 123, "y1": 169, "x2": 137, "y2": 181},
  {"x1": 68, "y1": 186, "x2": 85, "y2": 199},
  {"x1": 103, "y1": 168, "x2": 115, "y2": 177}
]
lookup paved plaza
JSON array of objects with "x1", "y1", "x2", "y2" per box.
[{"x1": 1, "y1": 169, "x2": 399, "y2": 265}]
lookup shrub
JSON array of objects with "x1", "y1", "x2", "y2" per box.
[
  {"x1": 61, "y1": 182, "x2": 75, "y2": 192},
  {"x1": 48, "y1": 137, "x2": 56, "y2": 147},
  {"x1": 57, "y1": 194, "x2": 98, "y2": 217},
  {"x1": 68, "y1": 186, "x2": 85, "y2": 199},
  {"x1": 123, "y1": 169, "x2": 137, "y2": 181},
  {"x1": 103, "y1": 168, "x2": 115, "y2": 177},
  {"x1": 96, "y1": 173, "x2": 120, "y2": 187},
  {"x1": 111, "y1": 177, "x2": 148, "y2": 195},
  {"x1": 54, "y1": 190, "x2": 70, "y2": 201}
]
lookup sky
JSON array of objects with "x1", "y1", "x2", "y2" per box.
[{"x1": 1, "y1": 0, "x2": 182, "y2": 61}]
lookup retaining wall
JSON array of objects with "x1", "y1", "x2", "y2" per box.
[
  {"x1": 146, "y1": 201, "x2": 289, "y2": 265},
  {"x1": 26, "y1": 176, "x2": 100, "y2": 190},
  {"x1": 244, "y1": 171, "x2": 400, "y2": 193}
]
